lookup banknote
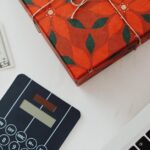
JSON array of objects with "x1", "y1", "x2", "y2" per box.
[{"x1": 0, "y1": 24, "x2": 14, "y2": 70}]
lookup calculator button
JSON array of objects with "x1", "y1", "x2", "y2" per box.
[
  {"x1": 146, "y1": 130, "x2": 150, "y2": 139},
  {"x1": 0, "y1": 134, "x2": 10, "y2": 146},
  {"x1": 15, "y1": 131, "x2": 27, "y2": 143},
  {"x1": 9, "y1": 141, "x2": 20, "y2": 150},
  {"x1": 36, "y1": 145, "x2": 48, "y2": 150},
  {"x1": 0, "y1": 118, "x2": 6, "y2": 129},
  {"x1": 26, "y1": 138, "x2": 37, "y2": 149},
  {"x1": 5, "y1": 124, "x2": 17, "y2": 136}
]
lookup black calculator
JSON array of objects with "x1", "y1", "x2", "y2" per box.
[{"x1": 0, "y1": 74, "x2": 81, "y2": 150}]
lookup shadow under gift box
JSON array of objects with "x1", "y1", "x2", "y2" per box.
[{"x1": 19, "y1": 0, "x2": 150, "y2": 85}]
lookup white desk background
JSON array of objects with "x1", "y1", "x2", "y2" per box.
[{"x1": 0, "y1": 0, "x2": 150, "y2": 150}]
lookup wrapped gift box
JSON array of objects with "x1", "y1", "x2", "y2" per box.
[{"x1": 20, "y1": 0, "x2": 150, "y2": 85}]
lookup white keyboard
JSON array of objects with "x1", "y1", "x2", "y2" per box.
[{"x1": 102, "y1": 103, "x2": 150, "y2": 150}]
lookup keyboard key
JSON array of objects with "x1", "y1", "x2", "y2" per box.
[
  {"x1": 0, "y1": 134, "x2": 10, "y2": 146},
  {"x1": 136, "y1": 136, "x2": 150, "y2": 150},
  {"x1": 21, "y1": 149, "x2": 27, "y2": 150},
  {"x1": 0, "y1": 145, "x2": 3, "y2": 150},
  {"x1": 5, "y1": 124, "x2": 17, "y2": 136},
  {"x1": 129, "y1": 146, "x2": 138, "y2": 150},
  {"x1": 26, "y1": 138, "x2": 37, "y2": 149},
  {"x1": 9, "y1": 141, "x2": 20, "y2": 150},
  {"x1": 36, "y1": 145, "x2": 48, "y2": 150},
  {"x1": 0, "y1": 118, "x2": 6, "y2": 129},
  {"x1": 146, "y1": 130, "x2": 150, "y2": 139},
  {"x1": 15, "y1": 131, "x2": 27, "y2": 143}
]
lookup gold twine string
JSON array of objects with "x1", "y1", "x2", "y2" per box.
[
  {"x1": 70, "y1": 0, "x2": 89, "y2": 19},
  {"x1": 32, "y1": 0, "x2": 54, "y2": 20},
  {"x1": 108, "y1": 0, "x2": 142, "y2": 45}
]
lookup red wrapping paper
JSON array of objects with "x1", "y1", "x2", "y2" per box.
[{"x1": 20, "y1": 0, "x2": 150, "y2": 85}]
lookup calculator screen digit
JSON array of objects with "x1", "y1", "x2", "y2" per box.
[{"x1": 0, "y1": 74, "x2": 80, "y2": 150}]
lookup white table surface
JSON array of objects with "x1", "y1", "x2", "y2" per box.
[{"x1": 0, "y1": 0, "x2": 150, "y2": 149}]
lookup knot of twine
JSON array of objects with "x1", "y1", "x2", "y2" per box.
[
  {"x1": 32, "y1": 0, "x2": 88, "y2": 19},
  {"x1": 70, "y1": 0, "x2": 89, "y2": 19}
]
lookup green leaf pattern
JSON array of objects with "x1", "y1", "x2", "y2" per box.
[
  {"x1": 92, "y1": 18, "x2": 108, "y2": 29},
  {"x1": 68, "y1": 19, "x2": 85, "y2": 29},
  {"x1": 123, "y1": 25, "x2": 131, "y2": 45},
  {"x1": 86, "y1": 34, "x2": 95, "y2": 54},
  {"x1": 143, "y1": 14, "x2": 150, "y2": 23},
  {"x1": 62, "y1": 56, "x2": 75, "y2": 65},
  {"x1": 23, "y1": 0, "x2": 33, "y2": 4},
  {"x1": 49, "y1": 31, "x2": 57, "y2": 47}
]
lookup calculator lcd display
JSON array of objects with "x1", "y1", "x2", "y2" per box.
[{"x1": 20, "y1": 100, "x2": 56, "y2": 128}]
